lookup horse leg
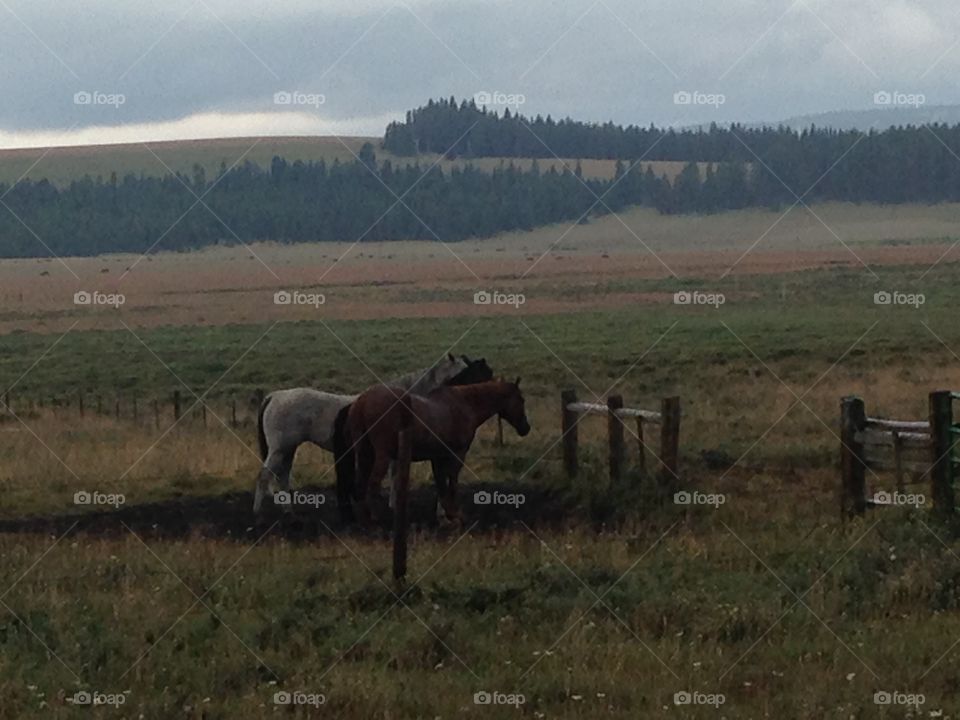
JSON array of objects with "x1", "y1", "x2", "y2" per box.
[
  {"x1": 388, "y1": 460, "x2": 396, "y2": 510},
  {"x1": 440, "y1": 455, "x2": 465, "y2": 522},
  {"x1": 352, "y1": 439, "x2": 375, "y2": 525},
  {"x1": 365, "y1": 447, "x2": 392, "y2": 525},
  {"x1": 254, "y1": 447, "x2": 287, "y2": 513},
  {"x1": 431, "y1": 459, "x2": 448, "y2": 524},
  {"x1": 334, "y1": 443, "x2": 357, "y2": 524},
  {"x1": 275, "y1": 447, "x2": 297, "y2": 512}
]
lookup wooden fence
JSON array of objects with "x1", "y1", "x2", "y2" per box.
[
  {"x1": 840, "y1": 391, "x2": 956, "y2": 516},
  {"x1": 560, "y1": 389, "x2": 681, "y2": 490},
  {"x1": 0, "y1": 389, "x2": 267, "y2": 430}
]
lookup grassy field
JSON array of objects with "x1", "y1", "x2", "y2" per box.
[
  {"x1": 3, "y1": 199, "x2": 960, "y2": 716},
  {"x1": 0, "y1": 134, "x2": 696, "y2": 187}
]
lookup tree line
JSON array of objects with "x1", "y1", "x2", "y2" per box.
[
  {"x1": 385, "y1": 97, "x2": 960, "y2": 209},
  {"x1": 5, "y1": 98, "x2": 960, "y2": 259},
  {"x1": 0, "y1": 146, "x2": 651, "y2": 258}
]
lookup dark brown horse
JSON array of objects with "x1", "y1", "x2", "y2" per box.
[{"x1": 346, "y1": 379, "x2": 530, "y2": 523}]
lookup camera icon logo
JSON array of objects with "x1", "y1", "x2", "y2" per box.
[
  {"x1": 474, "y1": 490, "x2": 492, "y2": 505},
  {"x1": 874, "y1": 290, "x2": 891, "y2": 305},
  {"x1": 873, "y1": 691, "x2": 892, "y2": 705},
  {"x1": 73, "y1": 691, "x2": 92, "y2": 705},
  {"x1": 74, "y1": 91, "x2": 92, "y2": 105},
  {"x1": 273, "y1": 91, "x2": 292, "y2": 105},
  {"x1": 673, "y1": 491, "x2": 691, "y2": 505},
  {"x1": 274, "y1": 691, "x2": 292, "y2": 704},
  {"x1": 674, "y1": 691, "x2": 692, "y2": 705},
  {"x1": 473, "y1": 91, "x2": 492, "y2": 105},
  {"x1": 74, "y1": 490, "x2": 91, "y2": 505},
  {"x1": 74, "y1": 290, "x2": 92, "y2": 305},
  {"x1": 274, "y1": 491, "x2": 292, "y2": 506},
  {"x1": 474, "y1": 290, "x2": 492, "y2": 305},
  {"x1": 873, "y1": 490, "x2": 891, "y2": 505},
  {"x1": 274, "y1": 290, "x2": 292, "y2": 305},
  {"x1": 673, "y1": 91, "x2": 692, "y2": 105},
  {"x1": 873, "y1": 90, "x2": 892, "y2": 106},
  {"x1": 473, "y1": 691, "x2": 492, "y2": 704},
  {"x1": 673, "y1": 291, "x2": 691, "y2": 305}
]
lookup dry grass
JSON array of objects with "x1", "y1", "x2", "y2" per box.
[
  {"x1": 3, "y1": 201, "x2": 960, "y2": 335},
  {"x1": 5, "y1": 204, "x2": 960, "y2": 716}
]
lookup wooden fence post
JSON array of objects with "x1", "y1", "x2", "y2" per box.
[
  {"x1": 659, "y1": 397, "x2": 681, "y2": 496},
  {"x1": 636, "y1": 418, "x2": 646, "y2": 475},
  {"x1": 78, "y1": 393, "x2": 84, "y2": 418},
  {"x1": 608, "y1": 395, "x2": 625, "y2": 483},
  {"x1": 840, "y1": 396, "x2": 867, "y2": 516},
  {"x1": 114, "y1": 398, "x2": 120, "y2": 420},
  {"x1": 929, "y1": 390, "x2": 955, "y2": 516},
  {"x1": 231, "y1": 398, "x2": 238, "y2": 428},
  {"x1": 892, "y1": 429, "x2": 904, "y2": 493},
  {"x1": 561, "y1": 389, "x2": 579, "y2": 478},
  {"x1": 202, "y1": 404, "x2": 207, "y2": 427},
  {"x1": 153, "y1": 399, "x2": 160, "y2": 429},
  {"x1": 132, "y1": 397, "x2": 138, "y2": 423},
  {"x1": 172, "y1": 390, "x2": 182, "y2": 422},
  {"x1": 96, "y1": 395, "x2": 102, "y2": 415},
  {"x1": 393, "y1": 421, "x2": 413, "y2": 582}
]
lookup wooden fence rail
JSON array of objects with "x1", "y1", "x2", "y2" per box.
[
  {"x1": 561, "y1": 389, "x2": 681, "y2": 492},
  {"x1": 0, "y1": 389, "x2": 268, "y2": 431},
  {"x1": 841, "y1": 391, "x2": 955, "y2": 517}
]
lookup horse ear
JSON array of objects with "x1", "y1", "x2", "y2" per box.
[
  {"x1": 514, "y1": 377, "x2": 521, "y2": 387},
  {"x1": 448, "y1": 352, "x2": 455, "y2": 362}
]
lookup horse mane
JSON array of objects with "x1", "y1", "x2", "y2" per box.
[{"x1": 389, "y1": 356, "x2": 465, "y2": 394}]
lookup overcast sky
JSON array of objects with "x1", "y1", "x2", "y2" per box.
[{"x1": 1, "y1": 0, "x2": 957, "y2": 148}]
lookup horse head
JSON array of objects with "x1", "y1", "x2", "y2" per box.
[
  {"x1": 499, "y1": 377, "x2": 531, "y2": 437},
  {"x1": 447, "y1": 354, "x2": 494, "y2": 386}
]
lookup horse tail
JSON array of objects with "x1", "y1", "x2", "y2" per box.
[
  {"x1": 333, "y1": 403, "x2": 358, "y2": 520},
  {"x1": 256, "y1": 393, "x2": 272, "y2": 461}
]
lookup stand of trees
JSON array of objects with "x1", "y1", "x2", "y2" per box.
[
  {"x1": 0, "y1": 147, "x2": 664, "y2": 258},
  {"x1": 385, "y1": 97, "x2": 960, "y2": 209},
  {"x1": 6, "y1": 100, "x2": 960, "y2": 258}
]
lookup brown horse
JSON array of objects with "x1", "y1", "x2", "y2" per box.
[{"x1": 346, "y1": 379, "x2": 530, "y2": 523}]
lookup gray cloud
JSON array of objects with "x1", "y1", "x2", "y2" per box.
[{"x1": 1, "y1": 0, "x2": 959, "y2": 144}]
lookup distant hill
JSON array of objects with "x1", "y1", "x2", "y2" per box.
[
  {"x1": 0, "y1": 136, "x2": 685, "y2": 187},
  {"x1": 770, "y1": 104, "x2": 960, "y2": 131}
]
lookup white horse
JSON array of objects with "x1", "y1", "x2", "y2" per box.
[{"x1": 252, "y1": 353, "x2": 492, "y2": 516}]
